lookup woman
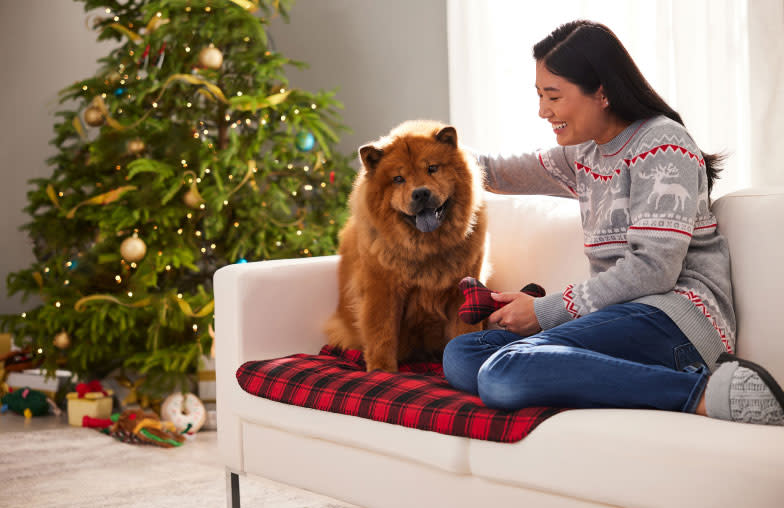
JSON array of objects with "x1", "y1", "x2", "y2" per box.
[{"x1": 443, "y1": 20, "x2": 784, "y2": 425}]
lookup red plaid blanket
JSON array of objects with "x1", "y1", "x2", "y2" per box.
[{"x1": 236, "y1": 345, "x2": 563, "y2": 443}]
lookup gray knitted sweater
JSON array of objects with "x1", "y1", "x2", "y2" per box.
[{"x1": 479, "y1": 116, "x2": 735, "y2": 370}]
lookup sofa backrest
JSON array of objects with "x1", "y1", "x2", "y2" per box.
[
  {"x1": 484, "y1": 194, "x2": 587, "y2": 294},
  {"x1": 484, "y1": 188, "x2": 784, "y2": 382},
  {"x1": 711, "y1": 188, "x2": 784, "y2": 380}
]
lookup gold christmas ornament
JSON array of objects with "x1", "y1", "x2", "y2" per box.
[
  {"x1": 53, "y1": 331, "x2": 71, "y2": 350},
  {"x1": 127, "y1": 138, "x2": 145, "y2": 154},
  {"x1": 198, "y1": 45, "x2": 223, "y2": 70},
  {"x1": 120, "y1": 233, "x2": 147, "y2": 263},
  {"x1": 183, "y1": 188, "x2": 204, "y2": 209},
  {"x1": 84, "y1": 106, "x2": 105, "y2": 127}
]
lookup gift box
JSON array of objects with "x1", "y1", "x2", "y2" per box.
[
  {"x1": 7, "y1": 368, "x2": 72, "y2": 400},
  {"x1": 66, "y1": 389, "x2": 114, "y2": 426},
  {"x1": 203, "y1": 401, "x2": 217, "y2": 431},
  {"x1": 198, "y1": 355, "x2": 216, "y2": 403},
  {"x1": 0, "y1": 333, "x2": 11, "y2": 357}
]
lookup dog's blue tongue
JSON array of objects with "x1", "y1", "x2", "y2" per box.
[{"x1": 416, "y1": 209, "x2": 439, "y2": 232}]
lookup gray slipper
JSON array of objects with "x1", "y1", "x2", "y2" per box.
[{"x1": 706, "y1": 353, "x2": 784, "y2": 425}]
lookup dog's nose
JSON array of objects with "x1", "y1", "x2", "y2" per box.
[{"x1": 411, "y1": 187, "x2": 431, "y2": 204}]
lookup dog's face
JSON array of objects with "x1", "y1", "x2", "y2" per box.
[{"x1": 360, "y1": 126, "x2": 467, "y2": 234}]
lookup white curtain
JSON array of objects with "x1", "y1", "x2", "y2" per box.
[
  {"x1": 746, "y1": 0, "x2": 784, "y2": 189},
  {"x1": 447, "y1": 0, "x2": 751, "y2": 198}
]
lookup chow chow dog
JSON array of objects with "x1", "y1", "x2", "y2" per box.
[{"x1": 324, "y1": 120, "x2": 487, "y2": 372}]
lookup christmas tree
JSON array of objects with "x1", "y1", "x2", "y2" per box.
[{"x1": 1, "y1": 0, "x2": 354, "y2": 398}]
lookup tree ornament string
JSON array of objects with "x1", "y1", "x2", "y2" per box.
[
  {"x1": 228, "y1": 0, "x2": 261, "y2": 12},
  {"x1": 174, "y1": 296, "x2": 214, "y2": 318},
  {"x1": 65, "y1": 185, "x2": 137, "y2": 219},
  {"x1": 74, "y1": 294, "x2": 154, "y2": 312},
  {"x1": 226, "y1": 160, "x2": 258, "y2": 198}
]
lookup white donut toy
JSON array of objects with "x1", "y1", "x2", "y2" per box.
[{"x1": 160, "y1": 392, "x2": 206, "y2": 433}]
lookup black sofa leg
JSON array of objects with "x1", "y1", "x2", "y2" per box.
[{"x1": 226, "y1": 469, "x2": 241, "y2": 508}]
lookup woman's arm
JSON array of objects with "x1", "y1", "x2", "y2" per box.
[{"x1": 478, "y1": 145, "x2": 580, "y2": 198}]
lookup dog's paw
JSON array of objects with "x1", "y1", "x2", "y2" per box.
[{"x1": 365, "y1": 357, "x2": 398, "y2": 373}]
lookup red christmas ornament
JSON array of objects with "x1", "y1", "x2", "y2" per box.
[
  {"x1": 139, "y1": 44, "x2": 151, "y2": 68},
  {"x1": 329, "y1": 171, "x2": 335, "y2": 184},
  {"x1": 156, "y1": 42, "x2": 167, "y2": 69}
]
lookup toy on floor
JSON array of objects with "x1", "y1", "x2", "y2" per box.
[
  {"x1": 1, "y1": 387, "x2": 53, "y2": 417},
  {"x1": 82, "y1": 414, "x2": 116, "y2": 428},
  {"x1": 95, "y1": 408, "x2": 186, "y2": 448},
  {"x1": 160, "y1": 392, "x2": 207, "y2": 434},
  {"x1": 458, "y1": 277, "x2": 546, "y2": 325}
]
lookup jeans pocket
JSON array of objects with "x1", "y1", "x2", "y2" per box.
[{"x1": 673, "y1": 342, "x2": 706, "y2": 371}]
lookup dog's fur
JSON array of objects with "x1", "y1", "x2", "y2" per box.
[{"x1": 324, "y1": 120, "x2": 487, "y2": 372}]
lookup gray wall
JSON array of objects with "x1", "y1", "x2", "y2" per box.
[
  {"x1": 0, "y1": 2, "x2": 117, "y2": 315},
  {"x1": 267, "y1": 0, "x2": 450, "y2": 155},
  {"x1": 0, "y1": 0, "x2": 449, "y2": 314}
]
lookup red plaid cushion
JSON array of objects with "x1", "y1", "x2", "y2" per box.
[{"x1": 236, "y1": 345, "x2": 564, "y2": 443}]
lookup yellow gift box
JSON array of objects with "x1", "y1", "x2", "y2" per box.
[
  {"x1": 66, "y1": 390, "x2": 114, "y2": 426},
  {"x1": 0, "y1": 333, "x2": 11, "y2": 356}
]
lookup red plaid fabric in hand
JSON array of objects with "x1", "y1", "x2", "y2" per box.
[{"x1": 458, "y1": 276, "x2": 546, "y2": 325}]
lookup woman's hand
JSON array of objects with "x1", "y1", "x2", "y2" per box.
[{"x1": 488, "y1": 292, "x2": 542, "y2": 336}]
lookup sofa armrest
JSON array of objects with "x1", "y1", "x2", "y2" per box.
[
  {"x1": 214, "y1": 255, "x2": 339, "y2": 472},
  {"x1": 214, "y1": 255, "x2": 339, "y2": 377}
]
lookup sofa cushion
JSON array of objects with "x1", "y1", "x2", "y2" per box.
[{"x1": 236, "y1": 345, "x2": 563, "y2": 442}]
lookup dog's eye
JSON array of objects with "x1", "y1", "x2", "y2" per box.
[
  {"x1": 393, "y1": 176, "x2": 405, "y2": 184},
  {"x1": 427, "y1": 164, "x2": 439, "y2": 174}
]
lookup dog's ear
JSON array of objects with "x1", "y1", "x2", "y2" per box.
[
  {"x1": 359, "y1": 144, "x2": 384, "y2": 173},
  {"x1": 435, "y1": 126, "x2": 458, "y2": 147}
]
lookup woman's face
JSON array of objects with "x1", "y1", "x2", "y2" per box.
[{"x1": 535, "y1": 60, "x2": 619, "y2": 146}]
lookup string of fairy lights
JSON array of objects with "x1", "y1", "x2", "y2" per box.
[{"x1": 22, "y1": 3, "x2": 341, "y2": 344}]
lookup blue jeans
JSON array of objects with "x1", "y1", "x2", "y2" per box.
[{"x1": 443, "y1": 303, "x2": 709, "y2": 412}]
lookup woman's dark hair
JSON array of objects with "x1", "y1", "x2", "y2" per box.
[{"x1": 534, "y1": 20, "x2": 723, "y2": 195}]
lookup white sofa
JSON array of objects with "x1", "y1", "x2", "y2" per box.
[{"x1": 214, "y1": 188, "x2": 784, "y2": 508}]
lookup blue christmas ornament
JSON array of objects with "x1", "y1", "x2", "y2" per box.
[
  {"x1": 114, "y1": 88, "x2": 125, "y2": 96},
  {"x1": 68, "y1": 260, "x2": 78, "y2": 270},
  {"x1": 295, "y1": 131, "x2": 315, "y2": 152},
  {"x1": 237, "y1": 258, "x2": 248, "y2": 264}
]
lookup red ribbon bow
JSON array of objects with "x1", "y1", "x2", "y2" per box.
[{"x1": 76, "y1": 380, "x2": 107, "y2": 398}]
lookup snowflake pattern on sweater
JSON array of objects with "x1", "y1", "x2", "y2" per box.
[{"x1": 480, "y1": 116, "x2": 736, "y2": 369}]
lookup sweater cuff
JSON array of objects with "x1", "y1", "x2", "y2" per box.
[{"x1": 534, "y1": 292, "x2": 573, "y2": 330}]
